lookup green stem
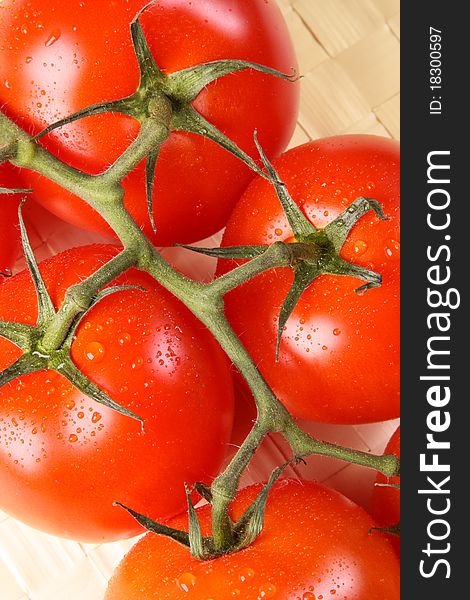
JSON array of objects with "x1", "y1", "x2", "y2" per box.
[
  {"x1": 40, "y1": 249, "x2": 138, "y2": 353},
  {"x1": 208, "y1": 241, "x2": 318, "y2": 297},
  {"x1": 283, "y1": 420, "x2": 400, "y2": 477},
  {"x1": 211, "y1": 422, "x2": 268, "y2": 550}
]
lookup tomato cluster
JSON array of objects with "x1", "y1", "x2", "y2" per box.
[{"x1": 0, "y1": 0, "x2": 400, "y2": 597}]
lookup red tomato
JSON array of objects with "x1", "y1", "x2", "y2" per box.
[
  {"x1": 0, "y1": 0, "x2": 299, "y2": 246},
  {"x1": 217, "y1": 135, "x2": 400, "y2": 424},
  {"x1": 0, "y1": 245, "x2": 234, "y2": 542},
  {"x1": 372, "y1": 426, "x2": 400, "y2": 554},
  {"x1": 105, "y1": 479, "x2": 400, "y2": 599},
  {"x1": 0, "y1": 164, "x2": 22, "y2": 275}
]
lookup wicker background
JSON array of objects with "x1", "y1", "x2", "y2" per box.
[{"x1": 0, "y1": 1, "x2": 400, "y2": 598}]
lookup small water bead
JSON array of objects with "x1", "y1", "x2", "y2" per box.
[
  {"x1": 384, "y1": 238, "x2": 400, "y2": 258},
  {"x1": 176, "y1": 572, "x2": 196, "y2": 593},
  {"x1": 303, "y1": 593, "x2": 316, "y2": 599},
  {"x1": 274, "y1": 228, "x2": 283, "y2": 236},
  {"x1": 85, "y1": 341, "x2": 105, "y2": 362},
  {"x1": 68, "y1": 434, "x2": 78, "y2": 443},
  {"x1": 258, "y1": 583, "x2": 277, "y2": 598},
  {"x1": 119, "y1": 333, "x2": 132, "y2": 345},
  {"x1": 239, "y1": 568, "x2": 255, "y2": 583},
  {"x1": 77, "y1": 412, "x2": 84, "y2": 419},
  {"x1": 45, "y1": 29, "x2": 61, "y2": 47},
  {"x1": 132, "y1": 357, "x2": 144, "y2": 369},
  {"x1": 333, "y1": 328, "x2": 341, "y2": 336},
  {"x1": 91, "y1": 412, "x2": 102, "y2": 423},
  {"x1": 353, "y1": 240, "x2": 368, "y2": 256}
]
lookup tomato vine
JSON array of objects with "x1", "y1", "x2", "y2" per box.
[{"x1": 0, "y1": 4, "x2": 399, "y2": 558}]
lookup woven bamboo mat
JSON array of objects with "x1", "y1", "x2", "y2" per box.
[{"x1": 1, "y1": 1, "x2": 400, "y2": 598}]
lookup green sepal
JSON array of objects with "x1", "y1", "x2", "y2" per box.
[
  {"x1": 177, "y1": 244, "x2": 268, "y2": 259},
  {"x1": 321, "y1": 255, "x2": 382, "y2": 293},
  {"x1": 324, "y1": 196, "x2": 387, "y2": 253},
  {"x1": 0, "y1": 187, "x2": 32, "y2": 194},
  {"x1": 165, "y1": 59, "x2": 298, "y2": 103},
  {"x1": 375, "y1": 481, "x2": 401, "y2": 490},
  {"x1": 232, "y1": 463, "x2": 287, "y2": 549},
  {"x1": 193, "y1": 481, "x2": 213, "y2": 504},
  {"x1": 254, "y1": 133, "x2": 316, "y2": 240},
  {"x1": 0, "y1": 321, "x2": 37, "y2": 351},
  {"x1": 56, "y1": 357, "x2": 144, "y2": 426},
  {"x1": 0, "y1": 352, "x2": 49, "y2": 388},
  {"x1": 172, "y1": 106, "x2": 267, "y2": 179},
  {"x1": 276, "y1": 263, "x2": 318, "y2": 360},
  {"x1": 31, "y1": 99, "x2": 135, "y2": 142},
  {"x1": 371, "y1": 521, "x2": 400, "y2": 537},
  {"x1": 185, "y1": 483, "x2": 211, "y2": 560},
  {"x1": 18, "y1": 200, "x2": 56, "y2": 325},
  {"x1": 129, "y1": 2, "x2": 165, "y2": 89},
  {"x1": 145, "y1": 147, "x2": 160, "y2": 233},
  {"x1": 114, "y1": 501, "x2": 191, "y2": 548}
]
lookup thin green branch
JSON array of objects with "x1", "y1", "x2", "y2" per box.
[{"x1": 40, "y1": 249, "x2": 138, "y2": 353}]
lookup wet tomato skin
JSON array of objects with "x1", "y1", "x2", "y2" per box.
[
  {"x1": 217, "y1": 135, "x2": 400, "y2": 424},
  {"x1": 0, "y1": 245, "x2": 234, "y2": 542},
  {"x1": 105, "y1": 479, "x2": 400, "y2": 599},
  {"x1": 0, "y1": 0, "x2": 299, "y2": 245}
]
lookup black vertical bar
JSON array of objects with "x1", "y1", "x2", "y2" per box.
[{"x1": 401, "y1": 3, "x2": 467, "y2": 597}]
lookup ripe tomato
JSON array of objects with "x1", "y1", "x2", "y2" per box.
[
  {"x1": 105, "y1": 479, "x2": 400, "y2": 599},
  {"x1": 0, "y1": 245, "x2": 234, "y2": 542},
  {"x1": 217, "y1": 135, "x2": 400, "y2": 424},
  {"x1": 0, "y1": 164, "x2": 22, "y2": 275},
  {"x1": 0, "y1": 0, "x2": 299, "y2": 246},
  {"x1": 372, "y1": 426, "x2": 400, "y2": 554}
]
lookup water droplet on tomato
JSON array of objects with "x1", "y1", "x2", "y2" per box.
[
  {"x1": 259, "y1": 583, "x2": 277, "y2": 598},
  {"x1": 322, "y1": 345, "x2": 328, "y2": 350},
  {"x1": 303, "y1": 593, "x2": 316, "y2": 600},
  {"x1": 231, "y1": 590, "x2": 241, "y2": 597},
  {"x1": 77, "y1": 412, "x2": 84, "y2": 419},
  {"x1": 274, "y1": 228, "x2": 283, "y2": 236},
  {"x1": 31, "y1": 427, "x2": 38, "y2": 435},
  {"x1": 353, "y1": 240, "x2": 368, "y2": 256},
  {"x1": 68, "y1": 434, "x2": 78, "y2": 443},
  {"x1": 45, "y1": 29, "x2": 61, "y2": 47},
  {"x1": 333, "y1": 328, "x2": 341, "y2": 336},
  {"x1": 176, "y1": 572, "x2": 196, "y2": 592},
  {"x1": 91, "y1": 412, "x2": 102, "y2": 423},
  {"x1": 119, "y1": 333, "x2": 132, "y2": 345},
  {"x1": 239, "y1": 568, "x2": 255, "y2": 583},
  {"x1": 384, "y1": 238, "x2": 400, "y2": 258},
  {"x1": 85, "y1": 341, "x2": 105, "y2": 363},
  {"x1": 3, "y1": 79, "x2": 11, "y2": 89},
  {"x1": 132, "y1": 356, "x2": 143, "y2": 369}
]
